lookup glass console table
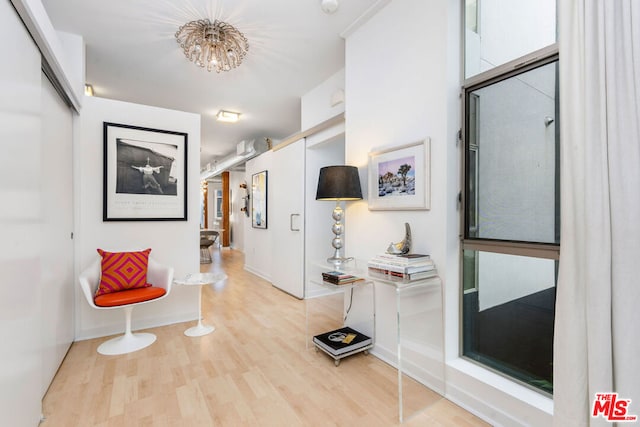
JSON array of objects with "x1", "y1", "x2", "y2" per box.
[
  {"x1": 306, "y1": 261, "x2": 375, "y2": 366},
  {"x1": 372, "y1": 275, "x2": 444, "y2": 423}
]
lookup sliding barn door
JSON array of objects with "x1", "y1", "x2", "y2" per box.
[
  {"x1": 40, "y1": 71, "x2": 74, "y2": 397},
  {"x1": 270, "y1": 140, "x2": 305, "y2": 298},
  {"x1": 1, "y1": 1, "x2": 45, "y2": 424}
]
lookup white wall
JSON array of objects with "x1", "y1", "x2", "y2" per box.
[
  {"x1": 74, "y1": 96, "x2": 202, "y2": 340},
  {"x1": 345, "y1": 0, "x2": 452, "y2": 392},
  {"x1": 304, "y1": 137, "x2": 345, "y2": 298},
  {"x1": 243, "y1": 151, "x2": 274, "y2": 281},
  {"x1": 479, "y1": 0, "x2": 556, "y2": 73},
  {"x1": 465, "y1": 0, "x2": 556, "y2": 78},
  {"x1": 301, "y1": 68, "x2": 345, "y2": 130},
  {"x1": 345, "y1": 0, "x2": 552, "y2": 425}
]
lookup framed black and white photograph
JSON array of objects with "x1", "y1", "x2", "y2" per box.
[
  {"x1": 251, "y1": 170, "x2": 268, "y2": 229},
  {"x1": 368, "y1": 138, "x2": 430, "y2": 211},
  {"x1": 103, "y1": 122, "x2": 188, "y2": 221}
]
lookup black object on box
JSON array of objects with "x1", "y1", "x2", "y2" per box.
[{"x1": 313, "y1": 326, "x2": 372, "y2": 356}]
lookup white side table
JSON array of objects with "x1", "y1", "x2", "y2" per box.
[{"x1": 174, "y1": 272, "x2": 227, "y2": 337}]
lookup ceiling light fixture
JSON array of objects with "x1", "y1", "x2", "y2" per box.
[
  {"x1": 175, "y1": 19, "x2": 249, "y2": 73},
  {"x1": 84, "y1": 84, "x2": 94, "y2": 96},
  {"x1": 321, "y1": 0, "x2": 339, "y2": 14},
  {"x1": 216, "y1": 110, "x2": 240, "y2": 123}
]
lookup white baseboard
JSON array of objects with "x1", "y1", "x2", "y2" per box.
[
  {"x1": 243, "y1": 264, "x2": 271, "y2": 282},
  {"x1": 75, "y1": 313, "x2": 195, "y2": 341},
  {"x1": 371, "y1": 343, "x2": 445, "y2": 395},
  {"x1": 444, "y1": 359, "x2": 553, "y2": 427}
]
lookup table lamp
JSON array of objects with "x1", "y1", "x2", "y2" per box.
[{"x1": 315, "y1": 165, "x2": 363, "y2": 267}]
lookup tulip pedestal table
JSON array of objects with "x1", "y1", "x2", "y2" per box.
[{"x1": 174, "y1": 272, "x2": 227, "y2": 336}]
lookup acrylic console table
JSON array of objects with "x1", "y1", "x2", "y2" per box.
[
  {"x1": 306, "y1": 260, "x2": 375, "y2": 366},
  {"x1": 370, "y1": 275, "x2": 444, "y2": 423},
  {"x1": 174, "y1": 272, "x2": 227, "y2": 337}
]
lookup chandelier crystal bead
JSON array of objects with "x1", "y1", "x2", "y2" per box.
[{"x1": 175, "y1": 19, "x2": 249, "y2": 73}]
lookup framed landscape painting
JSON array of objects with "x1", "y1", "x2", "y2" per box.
[
  {"x1": 251, "y1": 170, "x2": 268, "y2": 229},
  {"x1": 368, "y1": 138, "x2": 430, "y2": 211},
  {"x1": 103, "y1": 122, "x2": 188, "y2": 221}
]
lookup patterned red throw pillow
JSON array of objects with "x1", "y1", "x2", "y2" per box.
[{"x1": 95, "y1": 248, "x2": 152, "y2": 296}]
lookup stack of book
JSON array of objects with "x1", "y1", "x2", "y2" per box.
[
  {"x1": 321, "y1": 270, "x2": 365, "y2": 285},
  {"x1": 367, "y1": 253, "x2": 437, "y2": 282},
  {"x1": 313, "y1": 326, "x2": 372, "y2": 357}
]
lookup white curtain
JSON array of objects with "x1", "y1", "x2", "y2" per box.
[{"x1": 555, "y1": 1, "x2": 640, "y2": 426}]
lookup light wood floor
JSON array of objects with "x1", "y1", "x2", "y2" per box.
[{"x1": 42, "y1": 248, "x2": 490, "y2": 426}]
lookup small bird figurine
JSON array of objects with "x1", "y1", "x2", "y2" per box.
[{"x1": 386, "y1": 223, "x2": 412, "y2": 255}]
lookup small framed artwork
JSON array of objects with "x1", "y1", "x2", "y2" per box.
[
  {"x1": 368, "y1": 138, "x2": 430, "y2": 211},
  {"x1": 103, "y1": 122, "x2": 188, "y2": 221},
  {"x1": 251, "y1": 170, "x2": 268, "y2": 229}
]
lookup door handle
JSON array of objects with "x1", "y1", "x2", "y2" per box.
[{"x1": 290, "y1": 214, "x2": 300, "y2": 231}]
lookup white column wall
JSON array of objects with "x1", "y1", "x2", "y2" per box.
[
  {"x1": 345, "y1": 0, "x2": 452, "y2": 396},
  {"x1": 74, "y1": 96, "x2": 202, "y2": 340},
  {"x1": 345, "y1": 0, "x2": 552, "y2": 425}
]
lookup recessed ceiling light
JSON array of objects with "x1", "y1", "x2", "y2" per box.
[{"x1": 216, "y1": 110, "x2": 240, "y2": 123}]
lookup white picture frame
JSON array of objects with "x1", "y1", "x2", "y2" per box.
[{"x1": 367, "y1": 138, "x2": 430, "y2": 211}]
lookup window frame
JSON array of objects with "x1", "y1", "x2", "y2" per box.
[
  {"x1": 461, "y1": 44, "x2": 560, "y2": 259},
  {"x1": 215, "y1": 189, "x2": 223, "y2": 220},
  {"x1": 459, "y1": 43, "x2": 561, "y2": 395}
]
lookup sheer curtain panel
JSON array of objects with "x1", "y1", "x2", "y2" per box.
[{"x1": 555, "y1": 1, "x2": 640, "y2": 426}]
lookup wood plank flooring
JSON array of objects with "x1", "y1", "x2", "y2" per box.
[{"x1": 42, "y1": 248, "x2": 490, "y2": 426}]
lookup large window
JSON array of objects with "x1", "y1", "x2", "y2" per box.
[{"x1": 462, "y1": 0, "x2": 558, "y2": 395}]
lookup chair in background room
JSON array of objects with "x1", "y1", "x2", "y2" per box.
[
  {"x1": 200, "y1": 230, "x2": 219, "y2": 263},
  {"x1": 79, "y1": 253, "x2": 173, "y2": 355}
]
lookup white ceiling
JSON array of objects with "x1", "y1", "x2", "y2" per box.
[{"x1": 41, "y1": 0, "x2": 376, "y2": 167}]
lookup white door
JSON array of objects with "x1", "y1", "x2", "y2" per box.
[
  {"x1": 40, "y1": 71, "x2": 74, "y2": 397},
  {"x1": 0, "y1": 2, "x2": 47, "y2": 425},
  {"x1": 270, "y1": 140, "x2": 305, "y2": 298}
]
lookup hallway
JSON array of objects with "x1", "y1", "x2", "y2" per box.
[{"x1": 42, "y1": 248, "x2": 488, "y2": 426}]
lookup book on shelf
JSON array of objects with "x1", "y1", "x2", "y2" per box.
[
  {"x1": 369, "y1": 257, "x2": 433, "y2": 270},
  {"x1": 367, "y1": 259, "x2": 435, "y2": 274},
  {"x1": 368, "y1": 266, "x2": 438, "y2": 282},
  {"x1": 321, "y1": 272, "x2": 364, "y2": 285},
  {"x1": 372, "y1": 253, "x2": 431, "y2": 265},
  {"x1": 405, "y1": 269, "x2": 439, "y2": 280},
  {"x1": 313, "y1": 326, "x2": 372, "y2": 356},
  {"x1": 322, "y1": 270, "x2": 352, "y2": 279}
]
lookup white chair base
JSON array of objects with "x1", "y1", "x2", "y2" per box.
[
  {"x1": 97, "y1": 332, "x2": 157, "y2": 355},
  {"x1": 97, "y1": 305, "x2": 157, "y2": 355}
]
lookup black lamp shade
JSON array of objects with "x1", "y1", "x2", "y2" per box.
[{"x1": 316, "y1": 165, "x2": 363, "y2": 201}]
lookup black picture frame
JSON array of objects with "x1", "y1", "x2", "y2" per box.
[
  {"x1": 251, "y1": 170, "x2": 268, "y2": 229},
  {"x1": 103, "y1": 122, "x2": 188, "y2": 221}
]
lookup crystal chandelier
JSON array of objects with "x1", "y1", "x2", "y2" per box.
[{"x1": 175, "y1": 19, "x2": 249, "y2": 73}]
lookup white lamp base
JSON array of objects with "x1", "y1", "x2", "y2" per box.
[{"x1": 97, "y1": 332, "x2": 156, "y2": 355}]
